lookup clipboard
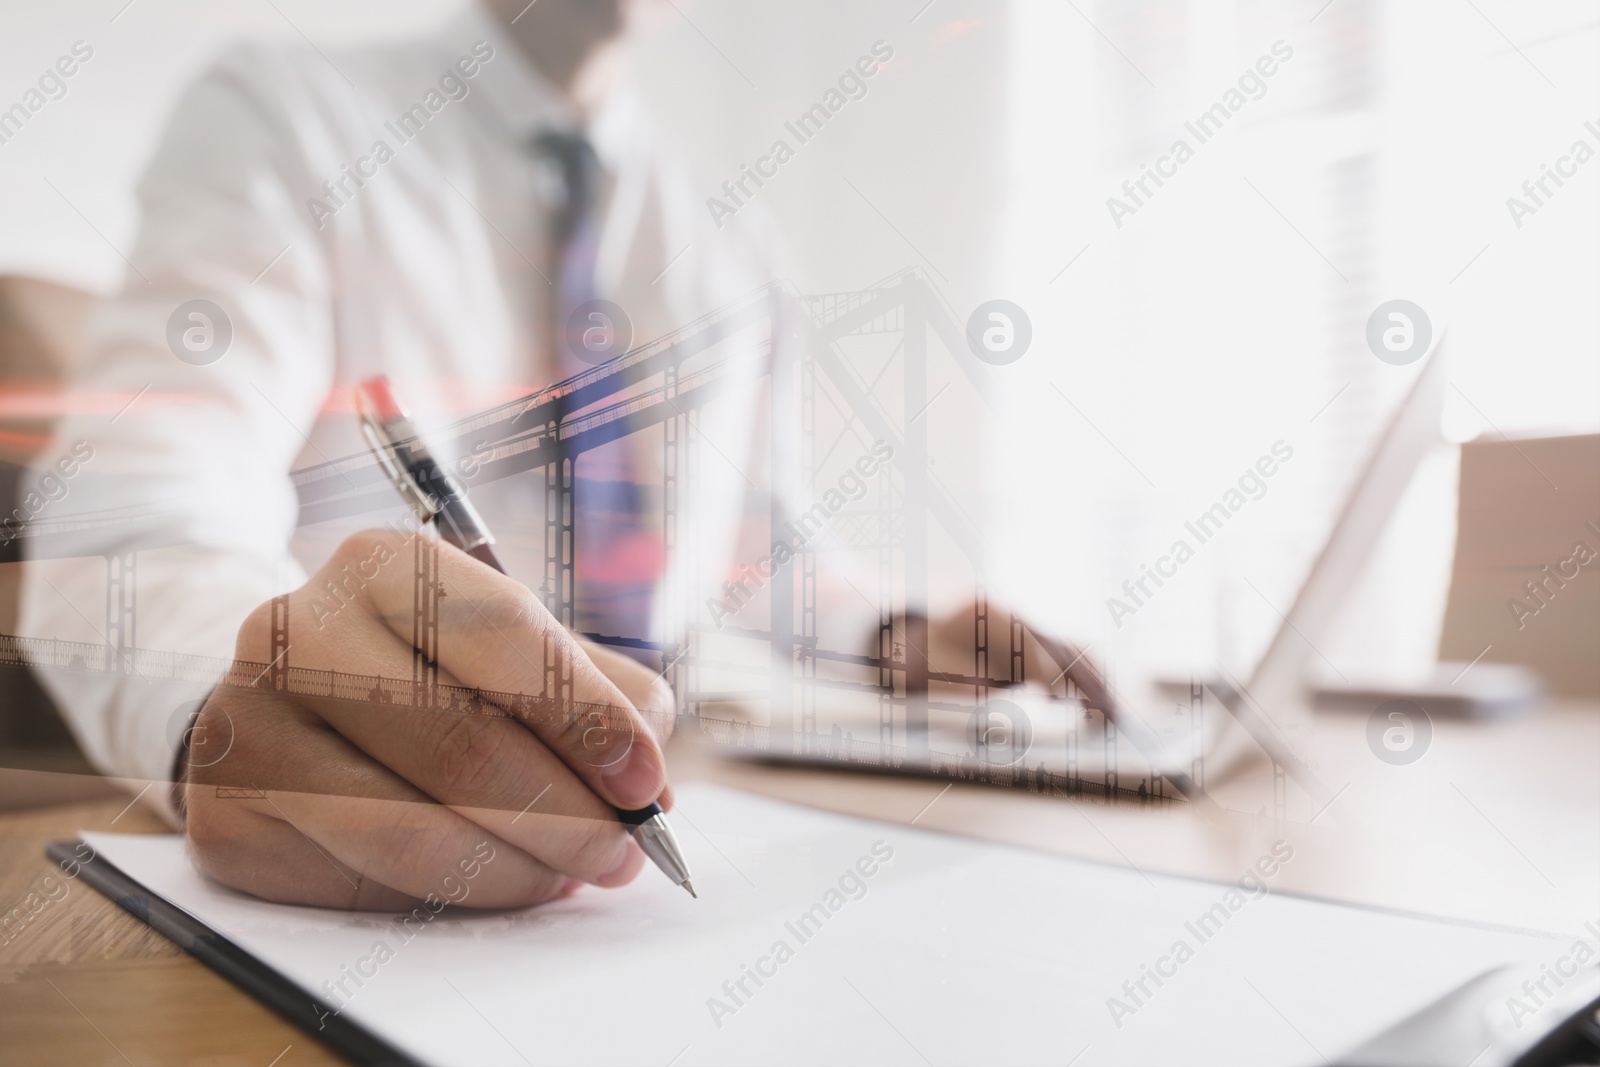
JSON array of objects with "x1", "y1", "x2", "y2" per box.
[
  {"x1": 45, "y1": 839, "x2": 422, "y2": 1067},
  {"x1": 42, "y1": 783, "x2": 1600, "y2": 1067}
]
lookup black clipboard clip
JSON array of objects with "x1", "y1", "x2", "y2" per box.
[
  {"x1": 46, "y1": 839, "x2": 423, "y2": 1066},
  {"x1": 1338, "y1": 961, "x2": 1600, "y2": 1067}
]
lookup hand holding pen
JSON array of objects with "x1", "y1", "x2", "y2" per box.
[
  {"x1": 177, "y1": 378, "x2": 690, "y2": 911},
  {"x1": 355, "y1": 376, "x2": 694, "y2": 896}
]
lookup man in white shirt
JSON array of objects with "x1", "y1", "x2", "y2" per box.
[{"x1": 21, "y1": 0, "x2": 778, "y2": 909}]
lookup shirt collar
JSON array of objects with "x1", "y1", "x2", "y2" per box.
[{"x1": 449, "y1": 1, "x2": 583, "y2": 143}]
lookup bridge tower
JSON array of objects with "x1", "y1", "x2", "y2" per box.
[
  {"x1": 270, "y1": 594, "x2": 289, "y2": 691},
  {"x1": 104, "y1": 550, "x2": 135, "y2": 674},
  {"x1": 767, "y1": 294, "x2": 801, "y2": 756},
  {"x1": 412, "y1": 531, "x2": 439, "y2": 709},
  {"x1": 902, "y1": 293, "x2": 929, "y2": 759}
]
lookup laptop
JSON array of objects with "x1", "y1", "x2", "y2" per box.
[{"x1": 734, "y1": 333, "x2": 1525, "y2": 808}]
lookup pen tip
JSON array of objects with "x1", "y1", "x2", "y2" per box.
[{"x1": 683, "y1": 880, "x2": 697, "y2": 899}]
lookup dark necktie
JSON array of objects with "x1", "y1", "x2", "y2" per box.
[
  {"x1": 533, "y1": 130, "x2": 601, "y2": 321},
  {"x1": 533, "y1": 131, "x2": 661, "y2": 645}
]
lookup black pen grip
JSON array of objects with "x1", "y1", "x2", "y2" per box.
[{"x1": 616, "y1": 803, "x2": 664, "y2": 827}]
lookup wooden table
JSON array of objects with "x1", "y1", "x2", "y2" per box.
[{"x1": 2, "y1": 701, "x2": 1595, "y2": 1066}]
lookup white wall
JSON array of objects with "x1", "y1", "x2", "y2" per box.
[{"x1": 989, "y1": 0, "x2": 1598, "y2": 685}]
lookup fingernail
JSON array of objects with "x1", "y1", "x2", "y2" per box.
[{"x1": 601, "y1": 743, "x2": 663, "y2": 808}]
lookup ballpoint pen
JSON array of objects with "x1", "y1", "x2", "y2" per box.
[{"x1": 354, "y1": 375, "x2": 696, "y2": 898}]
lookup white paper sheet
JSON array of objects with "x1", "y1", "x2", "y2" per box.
[{"x1": 84, "y1": 784, "x2": 1562, "y2": 1066}]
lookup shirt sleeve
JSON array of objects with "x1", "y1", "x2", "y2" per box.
[{"x1": 18, "y1": 47, "x2": 335, "y2": 825}]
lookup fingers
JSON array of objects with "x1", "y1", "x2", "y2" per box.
[
  {"x1": 574, "y1": 637, "x2": 677, "y2": 746},
  {"x1": 263, "y1": 787, "x2": 594, "y2": 909},
  {"x1": 226, "y1": 609, "x2": 642, "y2": 887},
  {"x1": 324, "y1": 699, "x2": 640, "y2": 885},
  {"x1": 185, "y1": 690, "x2": 579, "y2": 909},
  {"x1": 322, "y1": 530, "x2": 669, "y2": 810},
  {"x1": 200, "y1": 530, "x2": 680, "y2": 910},
  {"x1": 192, "y1": 789, "x2": 592, "y2": 910},
  {"x1": 303, "y1": 648, "x2": 640, "y2": 886},
  {"x1": 185, "y1": 801, "x2": 418, "y2": 910}
]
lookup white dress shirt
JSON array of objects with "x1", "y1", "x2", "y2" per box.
[{"x1": 20, "y1": 3, "x2": 780, "y2": 823}]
